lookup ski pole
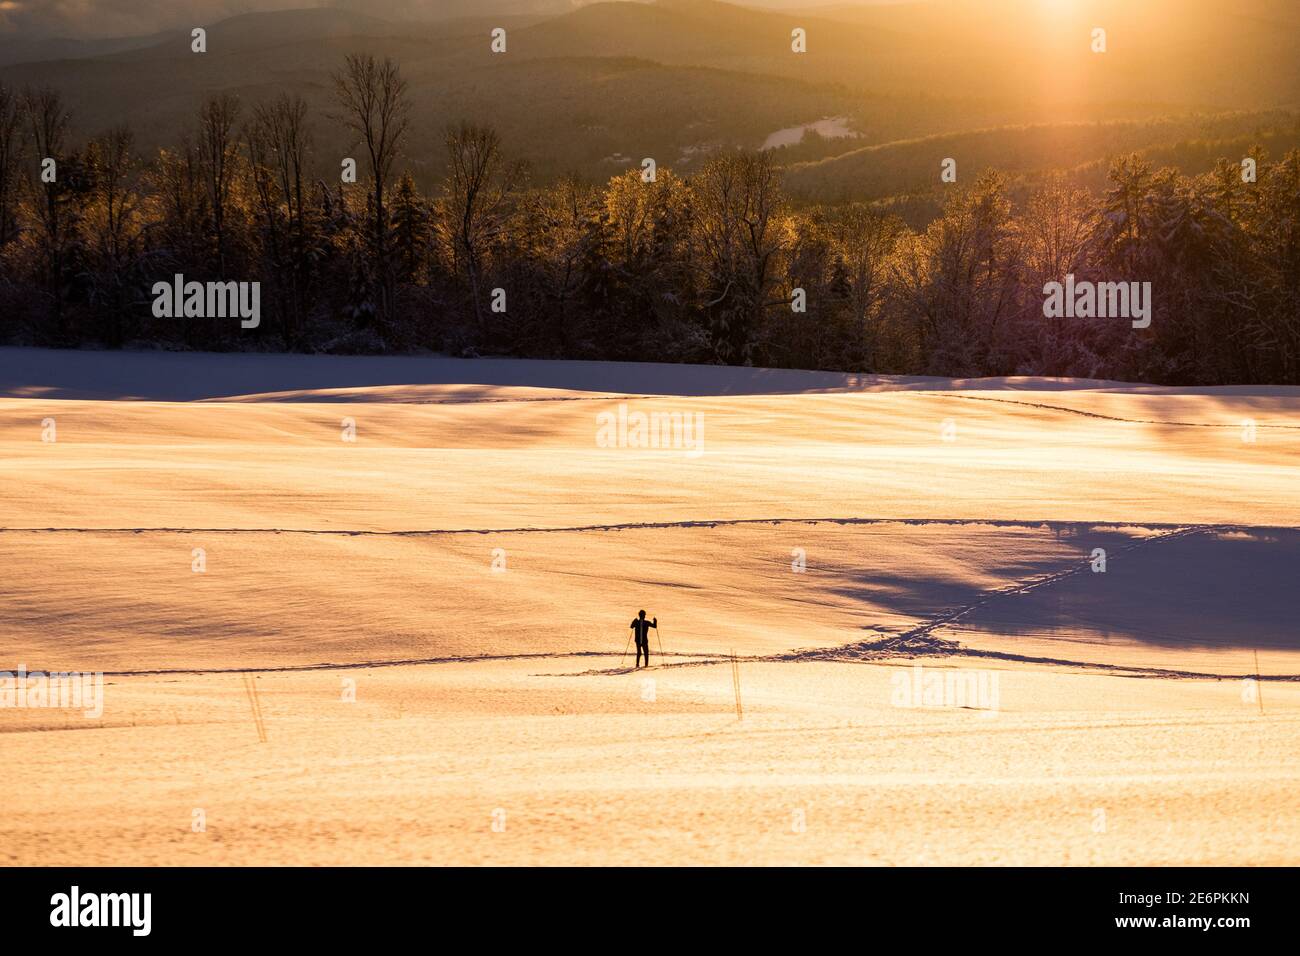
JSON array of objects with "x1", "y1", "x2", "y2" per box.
[
  {"x1": 620, "y1": 630, "x2": 633, "y2": 668},
  {"x1": 656, "y1": 621, "x2": 665, "y2": 661}
]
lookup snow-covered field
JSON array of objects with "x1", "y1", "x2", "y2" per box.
[{"x1": 1, "y1": 347, "x2": 1296, "y2": 865}]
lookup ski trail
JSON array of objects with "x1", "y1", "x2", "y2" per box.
[
  {"x1": 1, "y1": 518, "x2": 1291, "y2": 536},
  {"x1": 767, "y1": 524, "x2": 1300, "y2": 680},
  {"x1": 17, "y1": 523, "x2": 1295, "y2": 683},
  {"x1": 91, "y1": 650, "x2": 720, "y2": 678},
  {"x1": 938, "y1": 392, "x2": 1300, "y2": 429},
  {"x1": 786, "y1": 525, "x2": 1209, "y2": 657},
  {"x1": 571, "y1": 526, "x2": 1299, "y2": 681},
  {"x1": 201, "y1": 392, "x2": 648, "y2": 406}
]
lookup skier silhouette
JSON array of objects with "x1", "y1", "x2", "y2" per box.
[{"x1": 630, "y1": 610, "x2": 657, "y2": 668}]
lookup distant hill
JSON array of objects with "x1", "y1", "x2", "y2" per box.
[
  {"x1": 506, "y1": 0, "x2": 1300, "y2": 109},
  {"x1": 0, "y1": 29, "x2": 178, "y2": 67},
  {"x1": 1, "y1": 0, "x2": 1297, "y2": 197},
  {"x1": 782, "y1": 111, "x2": 1300, "y2": 204},
  {"x1": 0, "y1": 1, "x2": 579, "y2": 54}
]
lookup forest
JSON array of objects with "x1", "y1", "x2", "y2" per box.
[{"x1": 1, "y1": 53, "x2": 1298, "y2": 385}]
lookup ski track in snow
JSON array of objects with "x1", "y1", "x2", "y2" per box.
[
  {"x1": 1, "y1": 517, "x2": 1293, "y2": 536},
  {"x1": 939, "y1": 392, "x2": 1300, "y2": 429},
  {"x1": 33, "y1": 519, "x2": 1295, "y2": 683}
]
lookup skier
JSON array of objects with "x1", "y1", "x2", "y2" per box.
[{"x1": 630, "y1": 610, "x2": 657, "y2": 668}]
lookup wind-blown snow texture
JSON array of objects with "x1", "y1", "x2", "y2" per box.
[{"x1": 0, "y1": 348, "x2": 1295, "y2": 865}]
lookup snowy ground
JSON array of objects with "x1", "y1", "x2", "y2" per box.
[{"x1": 1, "y1": 347, "x2": 1296, "y2": 865}]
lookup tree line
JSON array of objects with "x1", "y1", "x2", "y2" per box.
[{"x1": 1, "y1": 54, "x2": 1298, "y2": 384}]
